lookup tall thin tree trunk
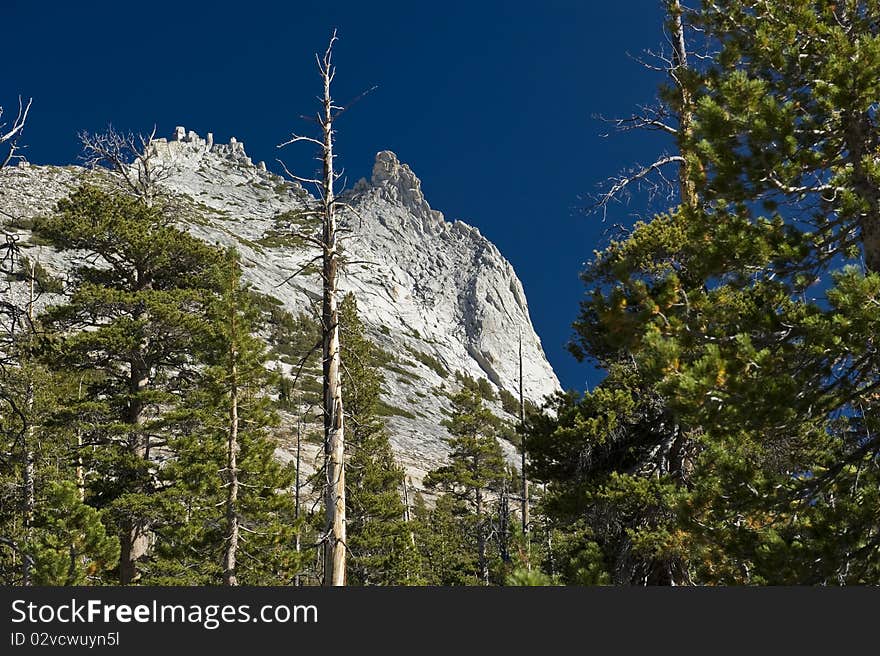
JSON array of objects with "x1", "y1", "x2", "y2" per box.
[
  {"x1": 119, "y1": 362, "x2": 150, "y2": 585},
  {"x1": 402, "y1": 476, "x2": 415, "y2": 548},
  {"x1": 278, "y1": 31, "x2": 350, "y2": 586},
  {"x1": 22, "y1": 261, "x2": 36, "y2": 586},
  {"x1": 76, "y1": 377, "x2": 85, "y2": 503},
  {"x1": 223, "y1": 261, "x2": 241, "y2": 586},
  {"x1": 498, "y1": 479, "x2": 510, "y2": 564},
  {"x1": 519, "y1": 332, "x2": 530, "y2": 570},
  {"x1": 669, "y1": 0, "x2": 698, "y2": 209},
  {"x1": 294, "y1": 418, "x2": 302, "y2": 587},
  {"x1": 544, "y1": 482, "x2": 555, "y2": 578},
  {"x1": 317, "y1": 33, "x2": 346, "y2": 587},
  {"x1": 402, "y1": 476, "x2": 416, "y2": 583},
  {"x1": 476, "y1": 484, "x2": 487, "y2": 585}
]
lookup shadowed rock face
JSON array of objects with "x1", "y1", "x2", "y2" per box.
[{"x1": 0, "y1": 127, "x2": 560, "y2": 484}]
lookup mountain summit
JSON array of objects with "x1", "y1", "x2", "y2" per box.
[{"x1": 0, "y1": 127, "x2": 560, "y2": 482}]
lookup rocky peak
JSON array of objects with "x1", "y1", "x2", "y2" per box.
[
  {"x1": 148, "y1": 126, "x2": 268, "y2": 171},
  {"x1": 364, "y1": 151, "x2": 444, "y2": 229},
  {"x1": 0, "y1": 130, "x2": 560, "y2": 483}
]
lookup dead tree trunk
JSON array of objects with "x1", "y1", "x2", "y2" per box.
[
  {"x1": 21, "y1": 261, "x2": 35, "y2": 586},
  {"x1": 276, "y1": 30, "x2": 363, "y2": 587},
  {"x1": 294, "y1": 417, "x2": 303, "y2": 587},
  {"x1": 1, "y1": 96, "x2": 32, "y2": 169},
  {"x1": 402, "y1": 476, "x2": 415, "y2": 548},
  {"x1": 476, "y1": 483, "x2": 488, "y2": 585},
  {"x1": 519, "y1": 332, "x2": 529, "y2": 565},
  {"x1": 223, "y1": 261, "x2": 241, "y2": 586},
  {"x1": 669, "y1": 0, "x2": 698, "y2": 210},
  {"x1": 318, "y1": 34, "x2": 347, "y2": 588},
  {"x1": 498, "y1": 478, "x2": 510, "y2": 564},
  {"x1": 75, "y1": 377, "x2": 85, "y2": 503}
]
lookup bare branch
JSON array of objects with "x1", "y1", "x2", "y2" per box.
[
  {"x1": 591, "y1": 155, "x2": 685, "y2": 218},
  {"x1": 79, "y1": 125, "x2": 171, "y2": 207},
  {"x1": 0, "y1": 96, "x2": 33, "y2": 169},
  {"x1": 331, "y1": 85, "x2": 379, "y2": 120},
  {"x1": 595, "y1": 104, "x2": 679, "y2": 137},
  {"x1": 277, "y1": 134, "x2": 325, "y2": 149},
  {"x1": 763, "y1": 172, "x2": 842, "y2": 196},
  {"x1": 586, "y1": 0, "x2": 701, "y2": 216},
  {"x1": 275, "y1": 158, "x2": 323, "y2": 187},
  {"x1": 275, "y1": 255, "x2": 326, "y2": 288}
]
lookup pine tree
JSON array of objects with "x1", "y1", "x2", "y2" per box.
[
  {"x1": 557, "y1": 0, "x2": 880, "y2": 583},
  {"x1": 411, "y1": 492, "x2": 480, "y2": 586},
  {"x1": 142, "y1": 250, "x2": 302, "y2": 585},
  {"x1": 36, "y1": 185, "x2": 223, "y2": 584},
  {"x1": 0, "y1": 363, "x2": 119, "y2": 584},
  {"x1": 526, "y1": 373, "x2": 690, "y2": 585},
  {"x1": 338, "y1": 294, "x2": 419, "y2": 585},
  {"x1": 424, "y1": 388, "x2": 508, "y2": 585},
  {"x1": 0, "y1": 250, "x2": 118, "y2": 585}
]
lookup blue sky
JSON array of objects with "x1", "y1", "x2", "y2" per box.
[{"x1": 4, "y1": 0, "x2": 672, "y2": 392}]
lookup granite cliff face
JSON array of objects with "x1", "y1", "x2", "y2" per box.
[{"x1": 0, "y1": 128, "x2": 560, "y2": 483}]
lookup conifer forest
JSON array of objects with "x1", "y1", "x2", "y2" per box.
[{"x1": 3, "y1": 1, "x2": 880, "y2": 586}]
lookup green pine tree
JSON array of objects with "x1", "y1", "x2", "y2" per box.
[
  {"x1": 0, "y1": 243, "x2": 119, "y2": 585},
  {"x1": 339, "y1": 294, "x2": 420, "y2": 585},
  {"x1": 423, "y1": 387, "x2": 509, "y2": 585},
  {"x1": 550, "y1": 0, "x2": 880, "y2": 584},
  {"x1": 0, "y1": 362, "x2": 119, "y2": 585},
  {"x1": 143, "y1": 249, "x2": 302, "y2": 585},
  {"x1": 36, "y1": 185, "x2": 224, "y2": 584},
  {"x1": 411, "y1": 491, "x2": 480, "y2": 586}
]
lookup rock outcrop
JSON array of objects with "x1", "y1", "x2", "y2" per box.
[{"x1": 0, "y1": 127, "x2": 560, "y2": 483}]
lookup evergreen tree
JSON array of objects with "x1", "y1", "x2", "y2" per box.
[
  {"x1": 411, "y1": 492, "x2": 480, "y2": 586},
  {"x1": 0, "y1": 250, "x2": 118, "y2": 585},
  {"x1": 28, "y1": 481, "x2": 119, "y2": 585},
  {"x1": 144, "y1": 250, "x2": 301, "y2": 585},
  {"x1": 36, "y1": 185, "x2": 223, "y2": 584},
  {"x1": 339, "y1": 293, "x2": 419, "y2": 585},
  {"x1": 547, "y1": 0, "x2": 880, "y2": 584},
  {"x1": 527, "y1": 373, "x2": 690, "y2": 585},
  {"x1": 0, "y1": 363, "x2": 119, "y2": 584},
  {"x1": 424, "y1": 387, "x2": 508, "y2": 585}
]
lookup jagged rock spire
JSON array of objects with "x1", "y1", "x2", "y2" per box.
[{"x1": 368, "y1": 151, "x2": 444, "y2": 227}]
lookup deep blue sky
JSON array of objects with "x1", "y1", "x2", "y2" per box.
[{"x1": 4, "y1": 0, "x2": 671, "y2": 392}]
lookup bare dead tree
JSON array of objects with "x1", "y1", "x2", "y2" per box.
[
  {"x1": 0, "y1": 96, "x2": 32, "y2": 170},
  {"x1": 79, "y1": 125, "x2": 172, "y2": 208},
  {"x1": 589, "y1": 0, "x2": 702, "y2": 217},
  {"x1": 223, "y1": 256, "x2": 242, "y2": 586},
  {"x1": 277, "y1": 30, "x2": 349, "y2": 587},
  {"x1": 518, "y1": 331, "x2": 531, "y2": 570},
  {"x1": 20, "y1": 260, "x2": 36, "y2": 586},
  {"x1": 0, "y1": 91, "x2": 38, "y2": 584},
  {"x1": 294, "y1": 416, "x2": 303, "y2": 587},
  {"x1": 0, "y1": 252, "x2": 41, "y2": 586}
]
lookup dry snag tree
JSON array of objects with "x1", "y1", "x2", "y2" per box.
[
  {"x1": 223, "y1": 256, "x2": 242, "y2": 586},
  {"x1": 590, "y1": 0, "x2": 699, "y2": 217},
  {"x1": 1, "y1": 93, "x2": 33, "y2": 304},
  {"x1": 0, "y1": 95, "x2": 31, "y2": 170},
  {"x1": 518, "y1": 332, "x2": 530, "y2": 568},
  {"x1": 79, "y1": 125, "x2": 173, "y2": 208},
  {"x1": 1, "y1": 91, "x2": 33, "y2": 300},
  {"x1": 0, "y1": 94, "x2": 34, "y2": 584},
  {"x1": 277, "y1": 30, "x2": 353, "y2": 586}
]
